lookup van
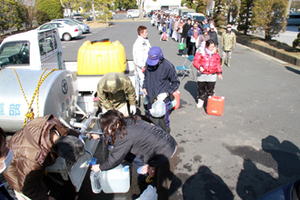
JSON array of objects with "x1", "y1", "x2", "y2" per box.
[
  {"x1": 178, "y1": 8, "x2": 195, "y2": 17},
  {"x1": 287, "y1": 13, "x2": 300, "y2": 25},
  {"x1": 187, "y1": 13, "x2": 206, "y2": 23}
]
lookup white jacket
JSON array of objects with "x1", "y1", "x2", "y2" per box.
[{"x1": 132, "y1": 35, "x2": 151, "y2": 67}]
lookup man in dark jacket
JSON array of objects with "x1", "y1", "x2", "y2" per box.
[
  {"x1": 209, "y1": 24, "x2": 219, "y2": 47},
  {"x1": 3, "y1": 115, "x2": 88, "y2": 200},
  {"x1": 143, "y1": 46, "x2": 180, "y2": 133},
  {"x1": 181, "y1": 18, "x2": 192, "y2": 57}
]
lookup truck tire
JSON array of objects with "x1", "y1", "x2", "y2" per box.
[{"x1": 63, "y1": 33, "x2": 72, "y2": 41}]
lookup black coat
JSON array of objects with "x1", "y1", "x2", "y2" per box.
[
  {"x1": 209, "y1": 31, "x2": 219, "y2": 46},
  {"x1": 182, "y1": 23, "x2": 192, "y2": 38},
  {"x1": 100, "y1": 118, "x2": 177, "y2": 170}
]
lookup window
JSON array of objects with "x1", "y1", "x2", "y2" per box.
[
  {"x1": 0, "y1": 41, "x2": 30, "y2": 66},
  {"x1": 39, "y1": 35, "x2": 57, "y2": 56}
]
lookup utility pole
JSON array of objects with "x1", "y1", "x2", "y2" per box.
[
  {"x1": 286, "y1": 0, "x2": 292, "y2": 14},
  {"x1": 92, "y1": 0, "x2": 96, "y2": 21}
]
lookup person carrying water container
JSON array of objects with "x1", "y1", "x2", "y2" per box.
[
  {"x1": 91, "y1": 110, "x2": 179, "y2": 200},
  {"x1": 142, "y1": 46, "x2": 180, "y2": 133}
]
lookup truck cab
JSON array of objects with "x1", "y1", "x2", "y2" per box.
[{"x1": 0, "y1": 28, "x2": 64, "y2": 70}]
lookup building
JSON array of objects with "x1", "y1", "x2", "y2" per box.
[{"x1": 144, "y1": 0, "x2": 182, "y2": 13}]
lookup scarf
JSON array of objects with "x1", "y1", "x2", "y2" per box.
[{"x1": 205, "y1": 48, "x2": 215, "y2": 56}]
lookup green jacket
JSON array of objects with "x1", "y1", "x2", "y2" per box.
[
  {"x1": 97, "y1": 72, "x2": 136, "y2": 110},
  {"x1": 221, "y1": 31, "x2": 236, "y2": 51}
]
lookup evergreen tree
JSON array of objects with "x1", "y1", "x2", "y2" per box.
[
  {"x1": 226, "y1": 0, "x2": 239, "y2": 24},
  {"x1": 195, "y1": 0, "x2": 207, "y2": 15},
  {"x1": 252, "y1": 0, "x2": 288, "y2": 40},
  {"x1": 238, "y1": 0, "x2": 254, "y2": 34},
  {"x1": 213, "y1": 0, "x2": 227, "y2": 27},
  {"x1": 114, "y1": 0, "x2": 137, "y2": 11},
  {"x1": 36, "y1": 0, "x2": 63, "y2": 20}
]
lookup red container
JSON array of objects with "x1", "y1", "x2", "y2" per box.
[
  {"x1": 172, "y1": 91, "x2": 180, "y2": 109},
  {"x1": 206, "y1": 96, "x2": 225, "y2": 116}
]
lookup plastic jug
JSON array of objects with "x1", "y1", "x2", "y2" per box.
[
  {"x1": 206, "y1": 96, "x2": 225, "y2": 116},
  {"x1": 100, "y1": 164, "x2": 130, "y2": 193},
  {"x1": 88, "y1": 158, "x2": 102, "y2": 194}
]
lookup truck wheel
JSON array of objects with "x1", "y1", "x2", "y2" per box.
[{"x1": 63, "y1": 33, "x2": 72, "y2": 41}]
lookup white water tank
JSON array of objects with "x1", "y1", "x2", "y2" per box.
[{"x1": 0, "y1": 68, "x2": 78, "y2": 132}]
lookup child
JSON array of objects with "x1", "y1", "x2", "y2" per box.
[{"x1": 160, "y1": 23, "x2": 168, "y2": 41}]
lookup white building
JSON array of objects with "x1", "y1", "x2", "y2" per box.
[{"x1": 143, "y1": 0, "x2": 182, "y2": 13}]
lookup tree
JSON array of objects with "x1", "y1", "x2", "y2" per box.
[
  {"x1": 213, "y1": 0, "x2": 227, "y2": 27},
  {"x1": 36, "y1": 10, "x2": 51, "y2": 25},
  {"x1": 114, "y1": 0, "x2": 137, "y2": 11},
  {"x1": 251, "y1": 0, "x2": 288, "y2": 40},
  {"x1": 36, "y1": 0, "x2": 63, "y2": 20},
  {"x1": 238, "y1": 0, "x2": 254, "y2": 34},
  {"x1": 195, "y1": 0, "x2": 207, "y2": 14},
  {"x1": 226, "y1": 0, "x2": 239, "y2": 24}
]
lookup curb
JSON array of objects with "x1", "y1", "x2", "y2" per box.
[{"x1": 218, "y1": 30, "x2": 300, "y2": 66}]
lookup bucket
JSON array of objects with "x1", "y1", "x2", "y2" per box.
[
  {"x1": 100, "y1": 164, "x2": 130, "y2": 193},
  {"x1": 206, "y1": 96, "x2": 225, "y2": 116}
]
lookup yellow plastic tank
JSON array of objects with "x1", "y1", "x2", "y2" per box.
[{"x1": 77, "y1": 39, "x2": 127, "y2": 75}]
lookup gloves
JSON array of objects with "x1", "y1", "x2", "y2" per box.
[
  {"x1": 130, "y1": 105, "x2": 136, "y2": 115},
  {"x1": 157, "y1": 92, "x2": 168, "y2": 101}
]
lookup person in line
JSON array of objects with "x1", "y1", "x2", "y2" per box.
[
  {"x1": 187, "y1": 21, "x2": 202, "y2": 55},
  {"x1": 181, "y1": 18, "x2": 192, "y2": 57},
  {"x1": 0, "y1": 127, "x2": 14, "y2": 200},
  {"x1": 202, "y1": 18, "x2": 209, "y2": 29},
  {"x1": 97, "y1": 72, "x2": 136, "y2": 116},
  {"x1": 193, "y1": 39, "x2": 223, "y2": 108},
  {"x1": 3, "y1": 115, "x2": 98, "y2": 200},
  {"x1": 91, "y1": 110, "x2": 179, "y2": 200},
  {"x1": 196, "y1": 28, "x2": 210, "y2": 54},
  {"x1": 221, "y1": 24, "x2": 236, "y2": 67},
  {"x1": 142, "y1": 46, "x2": 180, "y2": 133},
  {"x1": 177, "y1": 18, "x2": 185, "y2": 44},
  {"x1": 132, "y1": 25, "x2": 151, "y2": 93},
  {"x1": 208, "y1": 24, "x2": 219, "y2": 47},
  {"x1": 160, "y1": 23, "x2": 168, "y2": 41}
]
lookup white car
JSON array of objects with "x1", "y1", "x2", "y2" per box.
[
  {"x1": 52, "y1": 19, "x2": 90, "y2": 33},
  {"x1": 127, "y1": 9, "x2": 139, "y2": 18},
  {"x1": 38, "y1": 21, "x2": 83, "y2": 41}
]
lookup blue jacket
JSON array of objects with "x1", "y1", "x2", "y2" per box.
[
  {"x1": 188, "y1": 27, "x2": 202, "y2": 38},
  {"x1": 143, "y1": 58, "x2": 180, "y2": 103}
]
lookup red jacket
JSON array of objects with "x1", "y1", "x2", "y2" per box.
[{"x1": 193, "y1": 51, "x2": 222, "y2": 75}]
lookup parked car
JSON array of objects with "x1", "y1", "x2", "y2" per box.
[
  {"x1": 51, "y1": 19, "x2": 90, "y2": 33},
  {"x1": 110, "y1": 10, "x2": 116, "y2": 19},
  {"x1": 287, "y1": 13, "x2": 300, "y2": 25},
  {"x1": 127, "y1": 9, "x2": 139, "y2": 18},
  {"x1": 187, "y1": 13, "x2": 206, "y2": 24},
  {"x1": 72, "y1": 13, "x2": 84, "y2": 21},
  {"x1": 37, "y1": 21, "x2": 82, "y2": 41}
]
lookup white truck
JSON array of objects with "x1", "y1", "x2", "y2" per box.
[{"x1": 0, "y1": 28, "x2": 137, "y2": 193}]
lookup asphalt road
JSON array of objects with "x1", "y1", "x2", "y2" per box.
[{"x1": 61, "y1": 18, "x2": 300, "y2": 200}]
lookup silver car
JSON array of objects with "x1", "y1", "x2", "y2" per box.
[{"x1": 52, "y1": 19, "x2": 90, "y2": 33}]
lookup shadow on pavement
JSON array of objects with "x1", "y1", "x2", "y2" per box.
[
  {"x1": 285, "y1": 66, "x2": 300, "y2": 75},
  {"x1": 182, "y1": 166, "x2": 234, "y2": 200},
  {"x1": 227, "y1": 135, "x2": 300, "y2": 200},
  {"x1": 184, "y1": 81, "x2": 198, "y2": 103}
]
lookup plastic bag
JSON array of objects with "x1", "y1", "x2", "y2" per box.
[
  {"x1": 150, "y1": 99, "x2": 166, "y2": 118},
  {"x1": 178, "y1": 43, "x2": 185, "y2": 50},
  {"x1": 136, "y1": 185, "x2": 158, "y2": 200}
]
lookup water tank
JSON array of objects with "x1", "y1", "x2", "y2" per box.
[{"x1": 0, "y1": 68, "x2": 78, "y2": 132}]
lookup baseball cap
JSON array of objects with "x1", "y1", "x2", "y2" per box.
[{"x1": 146, "y1": 46, "x2": 164, "y2": 66}]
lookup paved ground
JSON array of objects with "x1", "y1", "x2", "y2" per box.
[{"x1": 59, "y1": 19, "x2": 300, "y2": 200}]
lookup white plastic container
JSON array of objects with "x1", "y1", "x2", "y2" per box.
[{"x1": 100, "y1": 164, "x2": 130, "y2": 193}]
